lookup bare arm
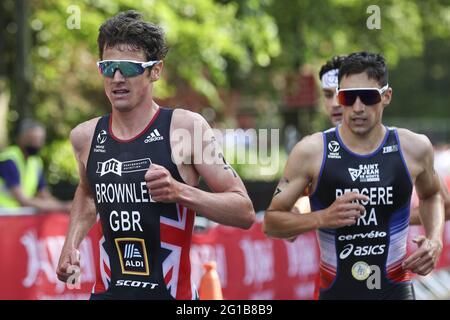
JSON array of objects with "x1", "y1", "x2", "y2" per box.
[
  {"x1": 284, "y1": 196, "x2": 311, "y2": 242},
  {"x1": 8, "y1": 186, "x2": 69, "y2": 212},
  {"x1": 263, "y1": 134, "x2": 367, "y2": 239},
  {"x1": 402, "y1": 133, "x2": 444, "y2": 275},
  {"x1": 57, "y1": 122, "x2": 97, "y2": 282},
  {"x1": 416, "y1": 144, "x2": 444, "y2": 243},
  {"x1": 443, "y1": 178, "x2": 450, "y2": 221},
  {"x1": 37, "y1": 188, "x2": 71, "y2": 211},
  {"x1": 145, "y1": 111, "x2": 255, "y2": 229},
  {"x1": 37, "y1": 188, "x2": 61, "y2": 201},
  {"x1": 410, "y1": 176, "x2": 450, "y2": 225},
  {"x1": 60, "y1": 177, "x2": 96, "y2": 250},
  {"x1": 409, "y1": 207, "x2": 421, "y2": 225}
]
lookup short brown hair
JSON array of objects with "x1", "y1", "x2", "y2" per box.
[{"x1": 97, "y1": 10, "x2": 168, "y2": 61}]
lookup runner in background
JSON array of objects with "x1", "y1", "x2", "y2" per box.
[
  {"x1": 0, "y1": 119, "x2": 71, "y2": 212},
  {"x1": 264, "y1": 52, "x2": 444, "y2": 299}
]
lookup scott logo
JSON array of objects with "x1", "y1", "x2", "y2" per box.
[{"x1": 116, "y1": 279, "x2": 158, "y2": 289}]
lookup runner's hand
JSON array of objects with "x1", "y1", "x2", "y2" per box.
[
  {"x1": 145, "y1": 164, "x2": 182, "y2": 203},
  {"x1": 56, "y1": 248, "x2": 80, "y2": 282},
  {"x1": 402, "y1": 236, "x2": 442, "y2": 276},
  {"x1": 318, "y1": 192, "x2": 368, "y2": 229}
]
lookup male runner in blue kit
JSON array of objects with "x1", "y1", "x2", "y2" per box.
[
  {"x1": 264, "y1": 52, "x2": 444, "y2": 299},
  {"x1": 56, "y1": 11, "x2": 255, "y2": 300},
  {"x1": 294, "y1": 55, "x2": 449, "y2": 225}
]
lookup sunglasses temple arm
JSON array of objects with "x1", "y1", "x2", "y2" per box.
[{"x1": 142, "y1": 60, "x2": 160, "y2": 68}]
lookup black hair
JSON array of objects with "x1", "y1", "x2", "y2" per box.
[
  {"x1": 319, "y1": 55, "x2": 347, "y2": 79},
  {"x1": 97, "y1": 10, "x2": 168, "y2": 61},
  {"x1": 338, "y1": 52, "x2": 388, "y2": 86}
]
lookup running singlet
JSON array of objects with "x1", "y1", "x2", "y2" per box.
[
  {"x1": 86, "y1": 108, "x2": 197, "y2": 300},
  {"x1": 309, "y1": 126, "x2": 415, "y2": 300}
]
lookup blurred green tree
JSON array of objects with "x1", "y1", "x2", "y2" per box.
[
  {"x1": 23, "y1": 0, "x2": 281, "y2": 190},
  {"x1": 0, "y1": 0, "x2": 449, "y2": 188}
]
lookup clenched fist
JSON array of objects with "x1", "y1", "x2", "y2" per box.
[
  {"x1": 144, "y1": 164, "x2": 183, "y2": 203},
  {"x1": 56, "y1": 248, "x2": 80, "y2": 283}
]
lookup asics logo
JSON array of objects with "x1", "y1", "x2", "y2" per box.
[{"x1": 339, "y1": 244, "x2": 386, "y2": 260}]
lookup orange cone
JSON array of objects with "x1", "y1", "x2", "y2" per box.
[{"x1": 199, "y1": 261, "x2": 223, "y2": 300}]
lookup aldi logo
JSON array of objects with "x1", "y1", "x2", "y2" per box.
[{"x1": 115, "y1": 238, "x2": 149, "y2": 276}]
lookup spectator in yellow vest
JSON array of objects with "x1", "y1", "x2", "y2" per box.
[{"x1": 0, "y1": 120, "x2": 70, "y2": 212}]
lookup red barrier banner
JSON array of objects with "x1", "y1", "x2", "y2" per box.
[
  {"x1": 191, "y1": 224, "x2": 319, "y2": 300},
  {"x1": 0, "y1": 212, "x2": 449, "y2": 300},
  {"x1": 0, "y1": 212, "x2": 97, "y2": 300}
]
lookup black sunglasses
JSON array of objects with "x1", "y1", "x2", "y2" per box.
[{"x1": 336, "y1": 84, "x2": 389, "y2": 106}]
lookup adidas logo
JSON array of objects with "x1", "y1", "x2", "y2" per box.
[
  {"x1": 348, "y1": 168, "x2": 363, "y2": 181},
  {"x1": 144, "y1": 129, "x2": 164, "y2": 143},
  {"x1": 124, "y1": 243, "x2": 142, "y2": 259}
]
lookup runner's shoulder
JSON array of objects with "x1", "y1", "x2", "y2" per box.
[
  {"x1": 396, "y1": 127, "x2": 433, "y2": 160},
  {"x1": 70, "y1": 117, "x2": 101, "y2": 155},
  {"x1": 290, "y1": 132, "x2": 323, "y2": 162},
  {"x1": 171, "y1": 108, "x2": 210, "y2": 135}
]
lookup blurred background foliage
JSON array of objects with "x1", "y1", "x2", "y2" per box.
[{"x1": 0, "y1": 0, "x2": 449, "y2": 195}]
